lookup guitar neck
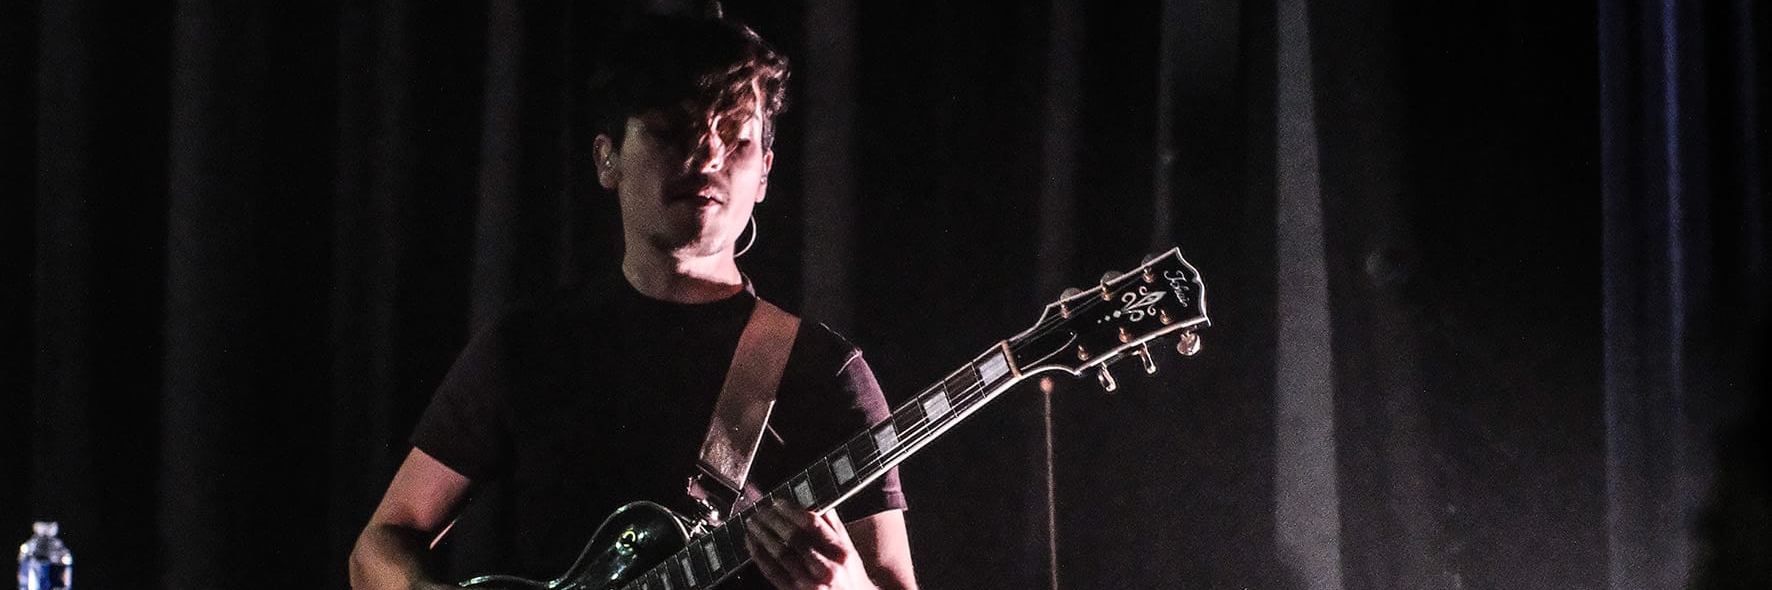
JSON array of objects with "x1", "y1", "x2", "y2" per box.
[
  {"x1": 622, "y1": 342, "x2": 1028, "y2": 590},
  {"x1": 757, "y1": 341, "x2": 1024, "y2": 514}
]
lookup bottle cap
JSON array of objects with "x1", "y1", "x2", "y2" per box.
[{"x1": 32, "y1": 521, "x2": 58, "y2": 537}]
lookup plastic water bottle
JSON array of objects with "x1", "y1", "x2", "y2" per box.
[{"x1": 16, "y1": 522, "x2": 71, "y2": 590}]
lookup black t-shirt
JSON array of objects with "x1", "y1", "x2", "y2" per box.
[{"x1": 411, "y1": 276, "x2": 906, "y2": 587}]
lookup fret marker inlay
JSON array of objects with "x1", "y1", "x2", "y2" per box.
[
  {"x1": 922, "y1": 392, "x2": 951, "y2": 420},
  {"x1": 873, "y1": 424, "x2": 900, "y2": 454},
  {"x1": 832, "y1": 455, "x2": 855, "y2": 483},
  {"x1": 793, "y1": 480, "x2": 815, "y2": 507}
]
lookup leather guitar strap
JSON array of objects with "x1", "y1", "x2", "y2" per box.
[{"x1": 690, "y1": 298, "x2": 799, "y2": 518}]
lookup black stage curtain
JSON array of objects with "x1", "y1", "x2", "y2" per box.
[{"x1": 3, "y1": 0, "x2": 1765, "y2": 589}]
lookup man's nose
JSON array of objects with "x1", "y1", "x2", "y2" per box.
[{"x1": 690, "y1": 134, "x2": 727, "y2": 173}]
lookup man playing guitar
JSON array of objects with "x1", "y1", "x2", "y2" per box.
[{"x1": 348, "y1": 11, "x2": 918, "y2": 590}]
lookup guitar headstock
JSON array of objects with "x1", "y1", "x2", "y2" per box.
[{"x1": 1006, "y1": 248, "x2": 1209, "y2": 390}]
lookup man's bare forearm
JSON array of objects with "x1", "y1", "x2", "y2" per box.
[{"x1": 349, "y1": 523, "x2": 454, "y2": 590}]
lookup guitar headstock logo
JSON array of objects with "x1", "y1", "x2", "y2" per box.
[
  {"x1": 1163, "y1": 270, "x2": 1195, "y2": 309},
  {"x1": 1101, "y1": 288, "x2": 1167, "y2": 324}
]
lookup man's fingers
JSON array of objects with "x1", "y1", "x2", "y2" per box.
[
  {"x1": 773, "y1": 501, "x2": 847, "y2": 560},
  {"x1": 746, "y1": 512, "x2": 813, "y2": 582},
  {"x1": 755, "y1": 499, "x2": 845, "y2": 556},
  {"x1": 746, "y1": 533, "x2": 793, "y2": 586},
  {"x1": 745, "y1": 500, "x2": 859, "y2": 587},
  {"x1": 818, "y1": 510, "x2": 855, "y2": 552},
  {"x1": 752, "y1": 501, "x2": 802, "y2": 546},
  {"x1": 802, "y1": 513, "x2": 848, "y2": 559}
]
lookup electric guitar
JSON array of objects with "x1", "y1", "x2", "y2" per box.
[{"x1": 459, "y1": 248, "x2": 1210, "y2": 590}]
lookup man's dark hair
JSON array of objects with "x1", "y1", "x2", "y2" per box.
[{"x1": 588, "y1": 14, "x2": 790, "y2": 150}]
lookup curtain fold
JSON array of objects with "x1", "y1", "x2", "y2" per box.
[
  {"x1": 26, "y1": 2, "x2": 172, "y2": 589},
  {"x1": 1306, "y1": 0, "x2": 1442, "y2": 585},
  {"x1": 1600, "y1": 0, "x2": 1770, "y2": 587}
]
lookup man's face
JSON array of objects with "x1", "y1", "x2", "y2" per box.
[{"x1": 600, "y1": 100, "x2": 773, "y2": 259}]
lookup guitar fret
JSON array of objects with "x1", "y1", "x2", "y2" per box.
[
  {"x1": 691, "y1": 545, "x2": 713, "y2": 585},
  {"x1": 944, "y1": 365, "x2": 981, "y2": 401},
  {"x1": 715, "y1": 524, "x2": 737, "y2": 570},
  {"x1": 706, "y1": 529, "x2": 726, "y2": 574},
  {"x1": 716, "y1": 524, "x2": 741, "y2": 567},
  {"x1": 922, "y1": 389, "x2": 952, "y2": 421},
  {"x1": 677, "y1": 553, "x2": 697, "y2": 587},
  {"x1": 871, "y1": 423, "x2": 900, "y2": 455},
  {"x1": 720, "y1": 516, "x2": 745, "y2": 564},
  {"x1": 732, "y1": 520, "x2": 751, "y2": 559},
  {"x1": 700, "y1": 537, "x2": 722, "y2": 576},
  {"x1": 896, "y1": 400, "x2": 926, "y2": 433},
  {"x1": 676, "y1": 555, "x2": 694, "y2": 589},
  {"x1": 808, "y1": 459, "x2": 838, "y2": 505},
  {"x1": 831, "y1": 452, "x2": 855, "y2": 484},
  {"x1": 790, "y1": 474, "x2": 815, "y2": 508},
  {"x1": 978, "y1": 350, "x2": 1012, "y2": 389},
  {"x1": 848, "y1": 432, "x2": 876, "y2": 465}
]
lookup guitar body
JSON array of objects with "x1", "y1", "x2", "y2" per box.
[{"x1": 460, "y1": 502, "x2": 692, "y2": 590}]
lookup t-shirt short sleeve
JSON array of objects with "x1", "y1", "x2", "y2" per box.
[
  {"x1": 818, "y1": 349, "x2": 910, "y2": 523},
  {"x1": 411, "y1": 319, "x2": 514, "y2": 482}
]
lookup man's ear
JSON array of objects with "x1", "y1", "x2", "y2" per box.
[
  {"x1": 756, "y1": 149, "x2": 774, "y2": 203},
  {"x1": 594, "y1": 135, "x2": 620, "y2": 190}
]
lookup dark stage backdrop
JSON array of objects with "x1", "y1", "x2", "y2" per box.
[{"x1": 3, "y1": 0, "x2": 1767, "y2": 589}]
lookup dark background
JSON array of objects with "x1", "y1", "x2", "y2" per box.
[{"x1": 3, "y1": 0, "x2": 1767, "y2": 589}]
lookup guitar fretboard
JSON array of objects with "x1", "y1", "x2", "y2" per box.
[{"x1": 619, "y1": 344, "x2": 1022, "y2": 590}]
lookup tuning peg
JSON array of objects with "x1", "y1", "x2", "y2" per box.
[
  {"x1": 1175, "y1": 331, "x2": 1203, "y2": 356},
  {"x1": 1136, "y1": 343, "x2": 1158, "y2": 374},
  {"x1": 1059, "y1": 287, "x2": 1084, "y2": 318},
  {"x1": 1142, "y1": 252, "x2": 1160, "y2": 264},
  {"x1": 1099, "y1": 273, "x2": 1118, "y2": 301},
  {"x1": 1096, "y1": 366, "x2": 1118, "y2": 392}
]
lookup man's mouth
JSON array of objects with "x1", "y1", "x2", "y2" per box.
[{"x1": 672, "y1": 187, "x2": 725, "y2": 205}]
